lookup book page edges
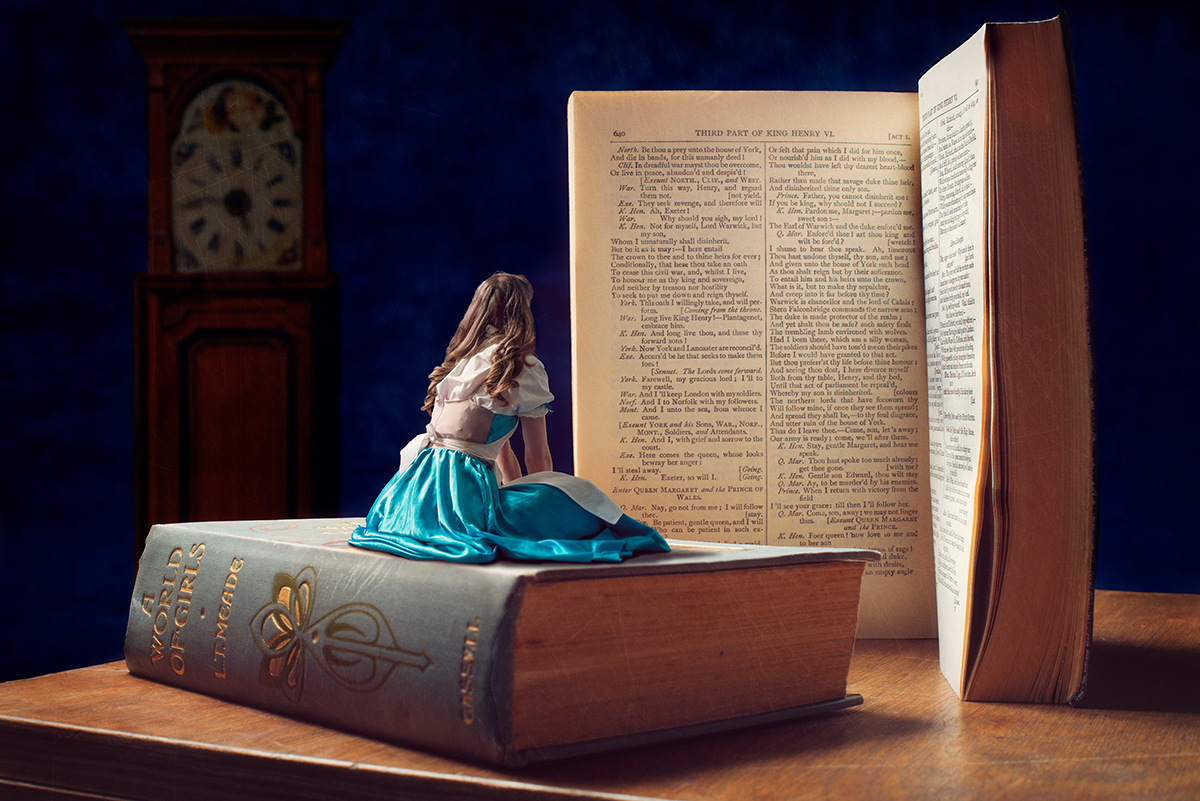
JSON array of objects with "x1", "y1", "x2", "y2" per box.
[
  {"x1": 962, "y1": 14, "x2": 1093, "y2": 704},
  {"x1": 508, "y1": 559, "x2": 865, "y2": 761},
  {"x1": 1061, "y1": 11, "x2": 1100, "y2": 706},
  {"x1": 524, "y1": 542, "x2": 880, "y2": 583},
  {"x1": 567, "y1": 91, "x2": 584, "y2": 467}
]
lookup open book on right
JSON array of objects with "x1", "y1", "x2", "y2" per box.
[{"x1": 569, "y1": 15, "x2": 1095, "y2": 703}]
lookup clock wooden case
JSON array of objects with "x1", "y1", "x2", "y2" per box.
[{"x1": 126, "y1": 19, "x2": 348, "y2": 558}]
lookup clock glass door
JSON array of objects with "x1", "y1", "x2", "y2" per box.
[{"x1": 171, "y1": 80, "x2": 303, "y2": 272}]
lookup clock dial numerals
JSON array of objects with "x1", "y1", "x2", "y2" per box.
[{"x1": 171, "y1": 80, "x2": 303, "y2": 272}]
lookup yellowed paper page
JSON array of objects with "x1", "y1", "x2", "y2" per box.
[
  {"x1": 569, "y1": 91, "x2": 935, "y2": 638},
  {"x1": 917, "y1": 26, "x2": 991, "y2": 695}
]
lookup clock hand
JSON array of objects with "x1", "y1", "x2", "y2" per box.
[{"x1": 179, "y1": 195, "x2": 222, "y2": 210}]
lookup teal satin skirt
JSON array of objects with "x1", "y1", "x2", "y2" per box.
[{"x1": 350, "y1": 447, "x2": 669, "y2": 563}]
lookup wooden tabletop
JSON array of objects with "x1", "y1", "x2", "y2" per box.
[{"x1": 2, "y1": 590, "x2": 1197, "y2": 800}]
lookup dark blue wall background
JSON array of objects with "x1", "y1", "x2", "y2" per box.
[{"x1": 2, "y1": 1, "x2": 1196, "y2": 683}]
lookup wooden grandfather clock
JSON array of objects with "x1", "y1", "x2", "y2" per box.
[{"x1": 127, "y1": 19, "x2": 348, "y2": 557}]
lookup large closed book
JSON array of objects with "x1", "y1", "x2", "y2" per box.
[{"x1": 125, "y1": 517, "x2": 878, "y2": 767}]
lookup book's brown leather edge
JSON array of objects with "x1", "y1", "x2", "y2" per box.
[
  {"x1": 506, "y1": 694, "x2": 865, "y2": 768},
  {"x1": 1058, "y1": 9, "x2": 1099, "y2": 708}
]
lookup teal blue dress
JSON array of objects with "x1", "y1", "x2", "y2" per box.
[{"x1": 351, "y1": 346, "x2": 669, "y2": 563}]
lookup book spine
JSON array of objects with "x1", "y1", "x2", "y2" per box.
[{"x1": 124, "y1": 524, "x2": 520, "y2": 765}]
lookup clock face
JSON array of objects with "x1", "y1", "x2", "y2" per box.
[{"x1": 171, "y1": 80, "x2": 303, "y2": 272}]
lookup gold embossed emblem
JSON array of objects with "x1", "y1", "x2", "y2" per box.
[{"x1": 250, "y1": 566, "x2": 432, "y2": 701}]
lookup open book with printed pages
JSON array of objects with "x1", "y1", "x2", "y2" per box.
[{"x1": 568, "y1": 15, "x2": 1094, "y2": 703}]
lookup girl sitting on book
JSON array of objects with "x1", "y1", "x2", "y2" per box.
[{"x1": 351, "y1": 272, "x2": 669, "y2": 563}]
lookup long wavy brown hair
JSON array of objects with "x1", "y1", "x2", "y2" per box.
[{"x1": 422, "y1": 272, "x2": 537, "y2": 413}]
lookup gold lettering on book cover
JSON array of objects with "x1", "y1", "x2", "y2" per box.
[
  {"x1": 250, "y1": 566, "x2": 432, "y2": 701},
  {"x1": 460, "y1": 617, "x2": 481, "y2": 724},
  {"x1": 143, "y1": 543, "x2": 206, "y2": 675},
  {"x1": 213, "y1": 556, "x2": 244, "y2": 679}
]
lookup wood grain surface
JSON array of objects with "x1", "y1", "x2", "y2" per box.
[{"x1": 1, "y1": 590, "x2": 1197, "y2": 800}]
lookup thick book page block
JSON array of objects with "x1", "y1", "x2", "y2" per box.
[
  {"x1": 510, "y1": 560, "x2": 865, "y2": 750},
  {"x1": 569, "y1": 91, "x2": 936, "y2": 638},
  {"x1": 918, "y1": 15, "x2": 1094, "y2": 703},
  {"x1": 964, "y1": 17, "x2": 1094, "y2": 704}
]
